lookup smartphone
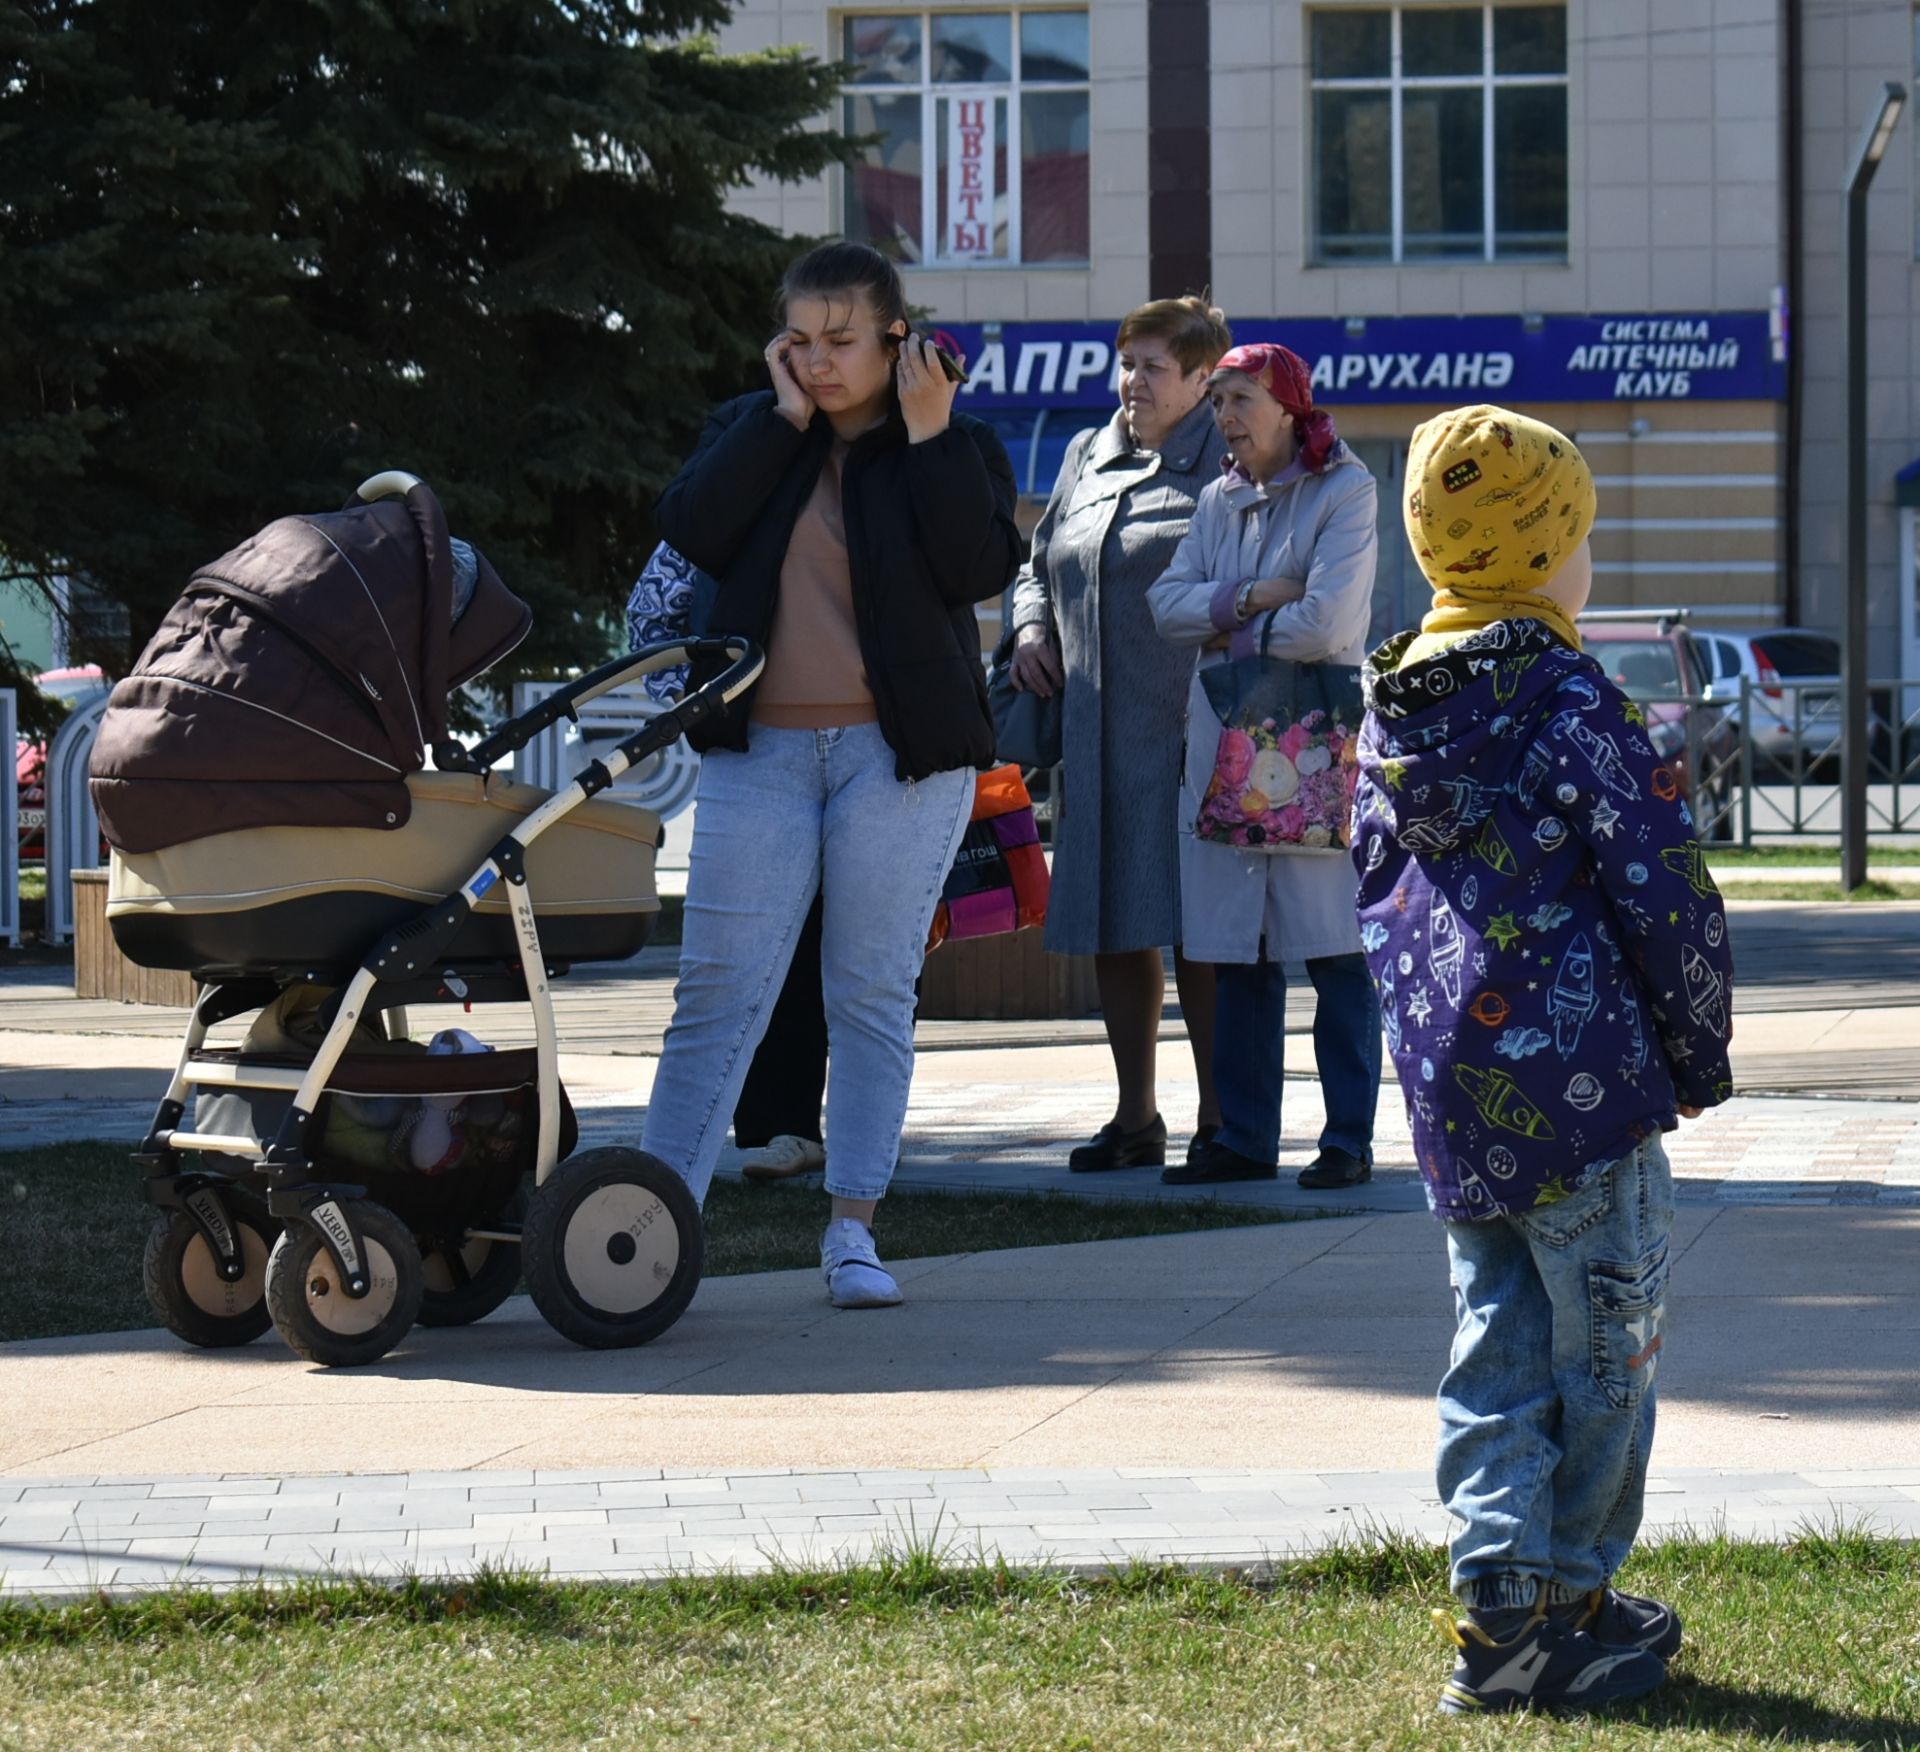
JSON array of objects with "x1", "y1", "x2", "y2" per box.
[
  {"x1": 929, "y1": 344, "x2": 969, "y2": 385},
  {"x1": 890, "y1": 332, "x2": 970, "y2": 385}
]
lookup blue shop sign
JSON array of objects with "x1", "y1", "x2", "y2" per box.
[{"x1": 941, "y1": 312, "x2": 1784, "y2": 411}]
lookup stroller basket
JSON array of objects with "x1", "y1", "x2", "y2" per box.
[{"x1": 191, "y1": 1045, "x2": 579, "y2": 1239}]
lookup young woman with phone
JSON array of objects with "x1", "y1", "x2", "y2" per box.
[{"x1": 642, "y1": 240, "x2": 1020, "y2": 1309}]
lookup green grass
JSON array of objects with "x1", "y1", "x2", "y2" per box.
[
  {"x1": 4, "y1": 1535, "x2": 1920, "y2": 1747},
  {"x1": 0, "y1": 1142, "x2": 1301, "y2": 1343},
  {"x1": 1705, "y1": 845, "x2": 1920, "y2": 868},
  {"x1": 1716, "y1": 880, "x2": 1920, "y2": 903},
  {"x1": 18, "y1": 865, "x2": 45, "y2": 903}
]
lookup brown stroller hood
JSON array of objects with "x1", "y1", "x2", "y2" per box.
[{"x1": 92, "y1": 477, "x2": 531, "y2": 853}]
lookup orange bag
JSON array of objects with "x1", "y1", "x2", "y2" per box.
[{"x1": 926, "y1": 763, "x2": 1050, "y2": 952}]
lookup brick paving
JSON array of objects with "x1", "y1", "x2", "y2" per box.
[{"x1": 7, "y1": 1465, "x2": 1920, "y2": 1599}]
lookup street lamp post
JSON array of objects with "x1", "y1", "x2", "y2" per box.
[{"x1": 1842, "y1": 82, "x2": 1906, "y2": 892}]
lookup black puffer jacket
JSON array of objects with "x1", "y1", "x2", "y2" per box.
[{"x1": 655, "y1": 391, "x2": 1021, "y2": 780}]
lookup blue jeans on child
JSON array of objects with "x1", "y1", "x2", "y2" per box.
[
  {"x1": 1212, "y1": 951, "x2": 1381, "y2": 1163},
  {"x1": 640, "y1": 723, "x2": 972, "y2": 1206},
  {"x1": 1438, "y1": 1135, "x2": 1676, "y2": 1610}
]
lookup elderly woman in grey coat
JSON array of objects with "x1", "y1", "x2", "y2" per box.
[
  {"x1": 1008, "y1": 297, "x2": 1233, "y2": 1172},
  {"x1": 1148, "y1": 343, "x2": 1383, "y2": 1190}
]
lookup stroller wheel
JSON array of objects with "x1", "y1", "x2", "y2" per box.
[
  {"x1": 417, "y1": 1187, "x2": 527, "y2": 1329},
  {"x1": 265, "y1": 1200, "x2": 423, "y2": 1368},
  {"x1": 142, "y1": 1212, "x2": 275, "y2": 1348},
  {"x1": 522, "y1": 1147, "x2": 703, "y2": 1350}
]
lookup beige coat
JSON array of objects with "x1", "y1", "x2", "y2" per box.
[{"x1": 1146, "y1": 444, "x2": 1378, "y2": 965}]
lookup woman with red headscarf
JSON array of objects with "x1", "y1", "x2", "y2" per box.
[{"x1": 1146, "y1": 343, "x2": 1384, "y2": 1190}]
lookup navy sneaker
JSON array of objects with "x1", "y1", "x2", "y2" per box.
[
  {"x1": 1435, "y1": 1607, "x2": 1669, "y2": 1715},
  {"x1": 1554, "y1": 1587, "x2": 1683, "y2": 1660}
]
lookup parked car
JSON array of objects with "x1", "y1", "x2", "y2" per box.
[
  {"x1": 14, "y1": 665, "x2": 109, "y2": 862},
  {"x1": 1693, "y1": 627, "x2": 1891, "y2": 773},
  {"x1": 1578, "y1": 613, "x2": 1738, "y2": 834}
]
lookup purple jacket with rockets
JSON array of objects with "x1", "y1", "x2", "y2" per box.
[{"x1": 1351, "y1": 618, "x2": 1735, "y2": 1221}]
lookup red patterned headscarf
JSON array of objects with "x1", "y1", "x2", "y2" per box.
[{"x1": 1211, "y1": 343, "x2": 1339, "y2": 475}]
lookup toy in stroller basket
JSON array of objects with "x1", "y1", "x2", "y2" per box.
[{"x1": 88, "y1": 472, "x2": 763, "y2": 1367}]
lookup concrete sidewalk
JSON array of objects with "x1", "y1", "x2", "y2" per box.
[{"x1": 5, "y1": 1205, "x2": 1920, "y2": 1595}]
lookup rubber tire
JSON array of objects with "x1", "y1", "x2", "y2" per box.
[
  {"x1": 265, "y1": 1200, "x2": 424, "y2": 1368},
  {"x1": 417, "y1": 1186, "x2": 527, "y2": 1329},
  {"x1": 142, "y1": 1210, "x2": 275, "y2": 1348},
  {"x1": 522, "y1": 1147, "x2": 703, "y2": 1350}
]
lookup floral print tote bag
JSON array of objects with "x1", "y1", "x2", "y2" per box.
[{"x1": 1195, "y1": 638, "x2": 1363, "y2": 853}]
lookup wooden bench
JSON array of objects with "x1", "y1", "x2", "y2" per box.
[
  {"x1": 71, "y1": 868, "x2": 195, "y2": 1006},
  {"x1": 916, "y1": 926, "x2": 1098, "y2": 1021}
]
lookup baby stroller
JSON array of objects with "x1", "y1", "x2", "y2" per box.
[{"x1": 89, "y1": 472, "x2": 761, "y2": 1367}]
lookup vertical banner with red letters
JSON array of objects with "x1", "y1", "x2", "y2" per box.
[{"x1": 946, "y1": 97, "x2": 996, "y2": 258}]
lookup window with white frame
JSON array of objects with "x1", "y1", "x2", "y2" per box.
[
  {"x1": 1310, "y1": 4, "x2": 1568, "y2": 264},
  {"x1": 841, "y1": 9, "x2": 1090, "y2": 267}
]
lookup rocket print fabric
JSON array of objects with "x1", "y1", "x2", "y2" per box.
[{"x1": 1352, "y1": 618, "x2": 1735, "y2": 1222}]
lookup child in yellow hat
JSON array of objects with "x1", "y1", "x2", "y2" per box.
[{"x1": 1350, "y1": 405, "x2": 1734, "y2": 1714}]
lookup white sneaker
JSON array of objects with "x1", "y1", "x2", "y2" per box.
[
  {"x1": 821, "y1": 1218, "x2": 903, "y2": 1309},
  {"x1": 739, "y1": 1134, "x2": 827, "y2": 1181}
]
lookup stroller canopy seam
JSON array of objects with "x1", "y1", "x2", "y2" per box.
[
  {"x1": 299, "y1": 517, "x2": 429, "y2": 755},
  {"x1": 148, "y1": 675, "x2": 406, "y2": 772}
]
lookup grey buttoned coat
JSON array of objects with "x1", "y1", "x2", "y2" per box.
[
  {"x1": 1146, "y1": 443, "x2": 1379, "y2": 966},
  {"x1": 1010, "y1": 401, "x2": 1227, "y2": 955}
]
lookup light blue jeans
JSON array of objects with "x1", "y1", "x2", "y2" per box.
[
  {"x1": 641, "y1": 723, "x2": 972, "y2": 1205},
  {"x1": 1437, "y1": 1135, "x2": 1675, "y2": 1610}
]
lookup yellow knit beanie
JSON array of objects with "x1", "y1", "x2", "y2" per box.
[{"x1": 1403, "y1": 406, "x2": 1596, "y2": 652}]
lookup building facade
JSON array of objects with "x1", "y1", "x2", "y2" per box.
[{"x1": 719, "y1": 0, "x2": 1919, "y2": 678}]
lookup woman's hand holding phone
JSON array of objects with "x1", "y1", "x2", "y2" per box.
[
  {"x1": 896, "y1": 332, "x2": 960, "y2": 445},
  {"x1": 765, "y1": 337, "x2": 816, "y2": 431}
]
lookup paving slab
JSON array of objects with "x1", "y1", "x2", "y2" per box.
[{"x1": 9, "y1": 1461, "x2": 1919, "y2": 1600}]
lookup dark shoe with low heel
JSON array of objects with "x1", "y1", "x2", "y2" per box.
[
  {"x1": 1296, "y1": 1147, "x2": 1373, "y2": 1189},
  {"x1": 1185, "y1": 1123, "x2": 1220, "y2": 1163},
  {"x1": 1069, "y1": 1114, "x2": 1167, "y2": 1172},
  {"x1": 1161, "y1": 1138, "x2": 1276, "y2": 1185}
]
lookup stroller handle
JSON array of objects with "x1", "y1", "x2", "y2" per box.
[
  {"x1": 354, "y1": 471, "x2": 425, "y2": 502},
  {"x1": 458, "y1": 637, "x2": 763, "y2": 774}
]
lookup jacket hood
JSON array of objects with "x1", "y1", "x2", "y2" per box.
[{"x1": 1358, "y1": 618, "x2": 1573, "y2": 856}]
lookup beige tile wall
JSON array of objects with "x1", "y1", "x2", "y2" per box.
[
  {"x1": 716, "y1": 1, "x2": 1786, "y2": 327},
  {"x1": 1215, "y1": 0, "x2": 1783, "y2": 323},
  {"x1": 1794, "y1": 0, "x2": 1918, "y2": 660},
  {"x1": 715, "y1": 0, "x2": 1147, "y2": 325}
]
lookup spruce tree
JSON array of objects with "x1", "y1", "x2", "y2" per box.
[{"x1": 0, "y1": 0, "x2": 849, "y2": 693}]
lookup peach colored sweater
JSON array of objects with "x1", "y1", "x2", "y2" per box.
[{"x1": 752, "y1": 439, "x2": 878, "y2": 728}]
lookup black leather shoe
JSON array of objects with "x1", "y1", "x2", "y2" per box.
[
  {"x1": 1161, "y1": 1138, "x2": 1277, "y2": 1185},
  {"x1": 1185, "y1": 1123, "x2": 1220, "y2": 1163},
  {"x1": 1296, "y1": 1147, "x2": 1373, "y2": 1189},
  {"x1": 1069, "y1": 1113, "x2": 1167, "y2": 1172}
]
